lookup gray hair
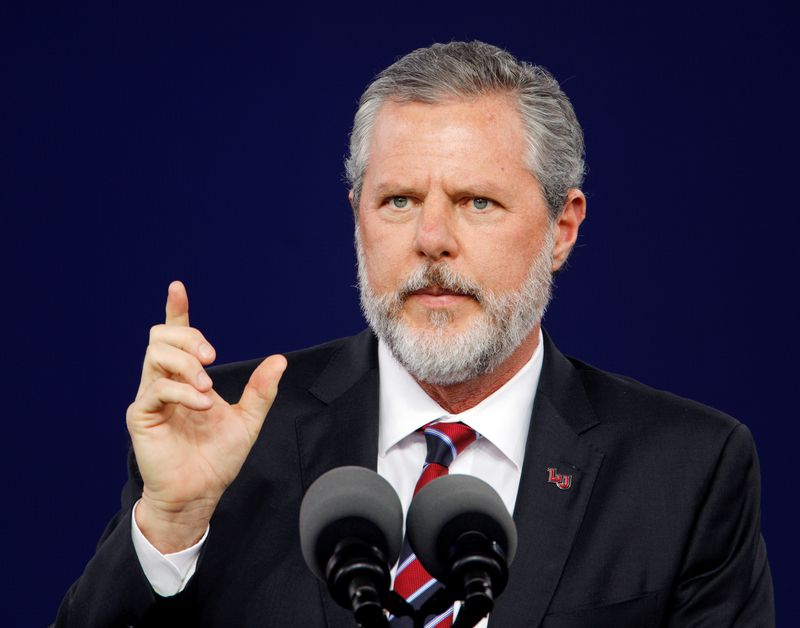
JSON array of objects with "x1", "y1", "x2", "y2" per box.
[{"x1": 345, "y1": 41, "x2": 585, "y2": 219}]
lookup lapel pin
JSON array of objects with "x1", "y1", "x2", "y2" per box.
[{"x1": 547, "y1": 467, "x2": 573, "y2": 490}]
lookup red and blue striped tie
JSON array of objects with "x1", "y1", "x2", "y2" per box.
[{"x1": 391, "y1": 421, "x2": 480, "y2": 627}]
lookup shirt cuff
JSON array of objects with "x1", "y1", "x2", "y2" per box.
[{"x1": 130, "y1": 499, "x2": 209, "y2": 597}]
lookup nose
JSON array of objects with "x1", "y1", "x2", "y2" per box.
[{"x1": 413, "y1": 197, "x2": 459, "y2": 261}]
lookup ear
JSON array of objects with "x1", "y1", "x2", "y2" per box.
[
  {"x1": 348, "y1": 189, "x2": 358, "y2": 215},
  {"x1": 550, "y1": 189, "x2": 586, "y2": 272}
]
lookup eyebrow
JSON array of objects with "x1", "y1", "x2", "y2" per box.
[
  {"x1": 368, "y1": 181, "x2": 423, "y2": 198},
  {"x1": 368, "y1": 180, "x2": 506, "y2": 199},
  {"x1": 447, "y1": 184, "x2": 504, "y2": 199}
]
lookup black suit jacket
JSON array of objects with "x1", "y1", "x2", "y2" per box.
[{"x1": 55, "y1": 330, "x2": 774, "y2": 627}]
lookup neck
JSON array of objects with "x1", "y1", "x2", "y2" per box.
[{"x1": 415, "y1": 325, "x2": 541, "y2": 414}]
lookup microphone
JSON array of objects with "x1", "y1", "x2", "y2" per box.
[
  {"x1": 299, "y1": 466, "x2": 404, "y2": 627},
  {"x1": 406, "y1": 474, "x2": 518, "y2": 628}
]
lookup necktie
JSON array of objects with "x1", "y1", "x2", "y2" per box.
[{"x1": 391, "y1": 421, "x2": 480, "y2": 627}]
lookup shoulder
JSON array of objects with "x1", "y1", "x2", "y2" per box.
[
  {"x1": 573, "y1": 355, "x2": 740, "y2": 431},
  {"x1": 565, "y1": 353, "x2": 754, "y2": 474},
  {"x1": 551, "y1": 351, "x2": 763, "y2": 563}
]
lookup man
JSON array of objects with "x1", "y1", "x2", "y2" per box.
[{"x1": 56, "y1": 41, "x2": 773, "y2": 627}]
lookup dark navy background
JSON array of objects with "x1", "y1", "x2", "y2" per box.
[{"x1": 4, "y1": 2, "x2": 798, "y2": 625}]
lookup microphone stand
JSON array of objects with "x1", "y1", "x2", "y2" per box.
[
  {"x1": 352, "y1": 584, "x2": 490, "y2": 628},
  {"x1": 413, "y1": 585, "x2": 490, "y2": 628}
]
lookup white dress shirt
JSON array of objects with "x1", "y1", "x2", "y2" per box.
[{"x1": 132, "y1": 329, "x2": 545, "y2": 624}]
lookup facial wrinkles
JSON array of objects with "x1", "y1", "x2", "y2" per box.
[{"x1": 367, "y1": 101, "x2": 529, "y2": 202}]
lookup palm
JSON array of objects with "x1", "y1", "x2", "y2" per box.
[{"x1": 133, "y1": 389, "x2": 262, "y2": 506}]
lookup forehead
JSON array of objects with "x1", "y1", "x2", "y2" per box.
[{"x1": 364, "y1": 94, "x2": 532, "y2": 186}]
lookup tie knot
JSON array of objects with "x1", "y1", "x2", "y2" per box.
[{"x1": 422, "y1": 421, "x2": 479, "y2": 469}]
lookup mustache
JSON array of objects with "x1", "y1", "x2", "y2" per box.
[{"x1": 397, "y1": 263, "x2": 484, "y2": 303}]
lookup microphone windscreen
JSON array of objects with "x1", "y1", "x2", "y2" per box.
[
  {"x1": 406, "y1": 474, "x2": 517, "y2": 582},
  {"x1": 299, "y1": 466, "x2": 403, "y2": 581}
]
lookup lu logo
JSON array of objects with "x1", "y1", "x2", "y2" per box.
[{"x1": 547, "y1": 467, "x2": 573, "y2": 490}]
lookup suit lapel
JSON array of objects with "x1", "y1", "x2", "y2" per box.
[
  {"x1": 294, "y1": 330, "x2": 382, "y2": 627},
  {"x1": 295, "y1": 330, "x2": 381, "y2": 491},
  {"x1": 489, "y1": 332, "x2": 605, "y2": 627}
]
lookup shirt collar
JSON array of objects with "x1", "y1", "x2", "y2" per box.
[{"x1": 377, "y1": 328, "x2": 545, "y2": 470}]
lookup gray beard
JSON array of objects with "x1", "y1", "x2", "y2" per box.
[{"x1": 355, "y1": 226, "x2": 555, "y2": 385}]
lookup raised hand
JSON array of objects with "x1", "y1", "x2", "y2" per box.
[{"x1": 126, "y1": 281, "x2": 286, "y2": 552}]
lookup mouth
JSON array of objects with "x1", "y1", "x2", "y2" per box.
[
  {"x1": 404, "y1": 284, "x2": 478, "y2": 309},
  {"x1": 409, "y1": 286, "x2": 471, "y2": 298},
  {"x1": 394, "y1": 263, "x2": 484, "y2": 310}
]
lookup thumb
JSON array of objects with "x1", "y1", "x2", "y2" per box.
[{"x1": 237, "y1": 354, "x2": 288, "y2": 425}]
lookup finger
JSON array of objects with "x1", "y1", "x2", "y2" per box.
[
  {"x1": 236, "y1": 354, "x2": 287, "y2": 425},
  {"x1": 137, "y1": 378, "x2": 214, "y2": 414},
  {"x1": 143, "y1": 342, "x2": 213, "y2": 392},
  {"x1": 149, "y1": 324, "x2": 217, "y2": 365},
  {"x1": 165, "y1": 280, "x2": 190, "y2": 327}
]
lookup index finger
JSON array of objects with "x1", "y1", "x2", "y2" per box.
[{"x1": 165, "y1": 280, "x2": 190, "y2": 326}]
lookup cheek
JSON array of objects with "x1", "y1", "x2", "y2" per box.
[
  {"x1": 468, "y1": 230, "x2": 539, "y2": 290},
  {"x1": 358, "y1": 223, "x2": 411, "y2": 289}
]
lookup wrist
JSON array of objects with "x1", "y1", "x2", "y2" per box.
[{"x1": 136, "y1": 494, "x2": 216, "y2": 553}]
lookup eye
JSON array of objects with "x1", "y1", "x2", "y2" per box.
[
  {"x1": 390, "y1": 196, "x2": 409, "y2": 209},
  {"x1": 471, "y1": 197, "x2": 491, "y2": 210}
]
